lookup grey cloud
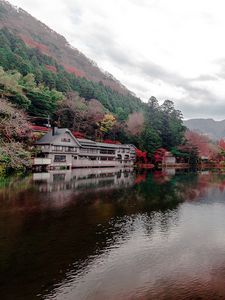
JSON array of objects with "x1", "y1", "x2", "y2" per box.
[
  {"x1": 65, "y1": 1, "x2": 225, "y2": 119},
  {"x1": 191, "y1": 74, "x2": 218, "y2": 81},
  {"x1": 179, "y1": 100, "x2": 225, "y2": 120},
  {"x1": 213, "y1": 58, "x2": 225, "y2": 79}
]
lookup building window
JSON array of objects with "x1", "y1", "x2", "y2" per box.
[
  {"x1": 53, "y1": 174, "x2": 65, "y2": 181},
  {"x1": 100, "y1": 157, "x2": 107, "y2": 160},
  {"x1": 40, "y1": 145, "x2": 50, "y2": 151},
  {"x1": 53, "y1": 146, "x2": 63, "y2": 151},
  {"x1": 69, "y1": 147, "x2": 77, "y2": 152},
  {"x1": 100, "y1": 149, "x2": 115, "y2": 154},
  {"x1": 54, "y1": 155, "x2": 66, "y2": 162},
  {"x1": 61, "y1": 138, "x2": 71, "y2": 142},
  {"x1": 90, "y1": 157, "x2": 97, "y2": 160},
  {"x1": 80, "y1": 148, "x2": 98, "y2": 153}
]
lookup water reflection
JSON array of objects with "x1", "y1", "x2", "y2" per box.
[
  {"x1": 1, "y1": 170, "x2": 225, "y2": 299},
  {"x1": 33, "y1": 167, "x2": 135, "y2": 193}
]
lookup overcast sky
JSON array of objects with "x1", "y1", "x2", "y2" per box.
[{"x1": 8, "y1": 0, "x2": 225, "y2": 119}]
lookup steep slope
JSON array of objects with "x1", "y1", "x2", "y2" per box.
[
  {"x1": 0, "y1": 0, "x2": 129, "y2": 95},
  {"x1": 184, "y1": 118, "x2": 225, "y2": 140}
]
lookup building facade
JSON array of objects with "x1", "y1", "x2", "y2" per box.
[
  {"x1": 162, "y1": 151, "x2": 176, "y2": 166},
  {"x1": 33, "y1": 128, "x2": 136, "y2": 169}
]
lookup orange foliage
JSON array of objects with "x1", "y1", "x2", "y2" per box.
[
  {"x1": 136, "y1": 149, "x2": 147, "y2": 163},
  {"x1": 63, "y1": 64, "x2": 86, "y2": 78},
  {"x1": 72, "y1": 131, "x2": 85, "y2": 139},
  {"x1": 103, "y1": 139, "x2": 121, "y2": 144},
  {"x1": 154, "y1": 148, "x2": 167, "y2": 162},
  {"x1": 134, "y1": 173, "x2": 147, "y2": 184},
  {"x1": 185, "y1": 131, "x2": 219, "y2": 159},
  {"x1": 45, "y1": 65, "x2": 57, "y2": 73},
  {"x1": 20, "y1": 35, "x2": 49, "y2": 54},
  {"x1": 218, "y1": 139, "x2": 225, "y2": 151}
]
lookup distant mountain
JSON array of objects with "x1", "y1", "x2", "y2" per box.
[
  {"x1": 184, "y1": 118, "x2": 225, "y2": 140},
  {"x1": 0, "y1": 0, "x2": 129, "y2": 95}
]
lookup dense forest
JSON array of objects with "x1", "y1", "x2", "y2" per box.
[{"x1": 0, "y1": 27, "x2": 186, "y2": 171}]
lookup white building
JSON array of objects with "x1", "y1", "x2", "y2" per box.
[
  {"x1": 33, "y1": 128, "x2": 136, "y2": 170},
  {"x1": 162, "y1": 151, "x2": 176, "y2": 166}
]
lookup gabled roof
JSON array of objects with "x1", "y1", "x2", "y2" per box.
[
  {"x1": 36, "y1": 127, "x2": 135, "y2": 150},
  {"x1": 36, "y1": 128, "x2": 79, "y2": 145},
  {"x1": 77, "y1": 139, "x2": 130, "y2": 149}
]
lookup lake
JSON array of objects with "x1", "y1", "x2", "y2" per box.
[{"x1": 1, "y1": 168, "x2": 225, "y2": 300}]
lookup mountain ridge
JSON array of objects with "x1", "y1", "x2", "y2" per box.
[
  {"x1": 0, "y1": 0, "x2": 130, "y2": 95},
  {"x1": 184, "y1": 118, "x2": 225, "y2": 140}
]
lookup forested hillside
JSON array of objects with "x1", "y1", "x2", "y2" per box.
[
  {"x1": 0, "y1": 0, "x2": 129, "y2": 94},
  {"x1": 0, "y1": 1, "x2": 186, "y2": 171},
  {"x1": 0, "y1": 28, "x2": 143, "y2": 117}
]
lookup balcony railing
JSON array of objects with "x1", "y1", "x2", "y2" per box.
[{"x1": 33, "y1": 158, "x2": 51, "y2": 165}]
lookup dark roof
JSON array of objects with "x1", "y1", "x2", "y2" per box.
[
  {"x1": 35, "y1": 128, "x2": 76, "y2": 145},
  {"x1": 96, "y1": 142, "x2": 129, "y2": 149},
  {"x1": 77, "y1": 138, "x2": 96, "y2": 145},
  {"x1": 77, "y1": 139, "x2": 129, "y2": 149},
  {"x1": 36, "y1": 128, "x2": 133, "y2": 150}
]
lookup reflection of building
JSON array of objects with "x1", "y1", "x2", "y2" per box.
[
  {"x1": 33, "y1": 128, "x2": 136, "y2": 170},
  {"x1": 33, "y1": 168, "x2": 135, "y2": 193}
]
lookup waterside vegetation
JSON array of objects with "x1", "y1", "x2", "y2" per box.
[{"x1": 0, "y1": 28, "x2": 187, "y2": 172}]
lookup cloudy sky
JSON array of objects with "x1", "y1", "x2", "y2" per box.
[{"x1": 8, "y1": 0, "x2": 225, "y2": 119}]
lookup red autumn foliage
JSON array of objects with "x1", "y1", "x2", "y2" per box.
[
  {"x1": 72, "y1": 131, "x2": 85, "y2": 139},
  {"x1": 103, "y1": 139, "x2": 121, "y2": 144},
  {"x1": 30, "y1": 125, "x2": 49, "y2": 132},
  {"x1": 45, "y1": 65, "x2": 57, "y2": 73},
  {"x1": 20, "y1": 35, "x2": 49, "y2": 54},
  {"x1": 136, "y1": 149, "x2": 147, "y2": 163},
  {"x1": 218, "y1": 139, "x2": 225, "y2": 151},
  {"x1": 63, "y1": 64, "x2": 86, "y2": 78},
  {"x1": 185, "y1": 131, "x2": 211, "y2": 157},
  {"x1": 154, "y1": 148, "x2": 167, "y2": 162}
]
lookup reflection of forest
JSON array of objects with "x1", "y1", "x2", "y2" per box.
[
  {"x1": 0, "y1": 171, "x2": 225, "y2": 299},
  {"x1": 176, "y1": 172, "x2": 225, "y2": 201}
]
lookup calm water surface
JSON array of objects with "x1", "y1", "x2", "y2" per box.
[{"x1": 1, "y1": 168, "x2": 225, "y2": 300}]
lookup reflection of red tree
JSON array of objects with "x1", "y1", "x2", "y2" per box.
[
  {"x1": 153, "y1": 171, "x2": 169, "y2": 184},
  {"x1": 184, "y1": 174, "x2": 225, "y2": 202},
  {"x1": 219, "y1": 180, "x2": 225, "y2": 192},
  {"x1": 134, "y1": 173, "x2": 147, "y2": 184},
  {"x1": 186, "y1": 175, "x2": 210, "y2": 201},
  {"x1": 188, "y1": 189, "x2": 201, "y2": 201}
]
